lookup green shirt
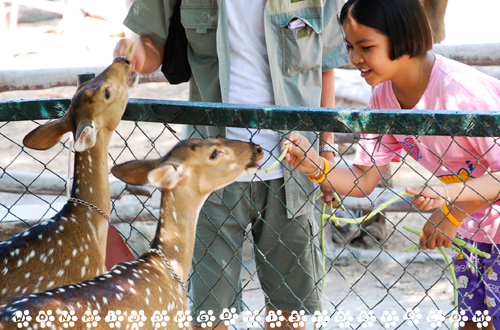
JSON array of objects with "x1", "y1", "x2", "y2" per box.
[{"x1": 124, "y1": 0, "x2": 349, "y2": 218}]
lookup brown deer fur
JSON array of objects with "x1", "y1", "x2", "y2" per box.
[
  {"x1": 0, "y1": 138, "x2": 263, "y2": 329},
  {"x1": 0, "y1": 57, "x2": 137, "y2": 301}
]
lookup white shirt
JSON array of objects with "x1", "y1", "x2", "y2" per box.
[{"x1": 225, "y1": 0, "x2": 283, "y2": 182}]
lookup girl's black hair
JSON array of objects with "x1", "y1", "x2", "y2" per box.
[{"x1": 339, "y1": 0, "x2": 433, "y2": 60}]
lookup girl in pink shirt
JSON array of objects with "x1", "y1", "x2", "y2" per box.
[{"x1": 282, "y1": 0, "x2": 500, "y2": 328}]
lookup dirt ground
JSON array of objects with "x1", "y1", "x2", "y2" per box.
[{"x1": 4, "y1": 2, "x2": 499, "y2": 327}]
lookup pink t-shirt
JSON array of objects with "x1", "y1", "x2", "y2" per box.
[{"x1": 354, "y1": 54, "x2": 500, "y2": 244}]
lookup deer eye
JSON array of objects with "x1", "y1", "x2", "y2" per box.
[
  {"x1": 210, "y1": 149, "x2": 218, "y2": 160},
  {"x1": 104, "y1": 88, "x2": 110, "y2": 100}
]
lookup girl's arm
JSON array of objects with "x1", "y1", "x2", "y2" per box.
[
  {"x1": 420, "y1": 200, "x2": 489, "y2": 250},
  {"x1": 406, "y1": 171, "x2": 500, "y2": 210},
  {"x1": 283, "y1": 132, "x2": 385, "y2": 197}
]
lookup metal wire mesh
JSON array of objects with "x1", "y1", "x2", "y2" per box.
[{"x1": 1, "y1": 98, "x2": 499, "y2": 329}]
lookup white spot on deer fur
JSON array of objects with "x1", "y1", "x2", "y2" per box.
[
  {"x1": 58, "y1": 240, "x2": 63, "y2": 246},
  {"x1": 38, "y1": 234, "x2": 43, "y2": 240},
  {"x1": 38, "y1": 276, "x2": 44, "y2": 282},
  {"x1": 115, "y1": 293, "x2": 122, "y2": 300},
  {"x1": 17, "y1": 260, "x2": 22, "y2": 267},
  {"x1": 65, "y1": 259, "x2": 71, "y2": 266},
  {"x1": 174, "y1": 245, "x2": 179, "y2": 253},
  {"x1": 130, "y1": 287, "x2": 137, "y2": 294},
  {"x1": 133, "y1": 273, "x2": 140, "y2": 279},
  {"x1": 145, "y1": 297, "x2": 149, "y2": 305},
  {"x1": 116, "y1": 286, "x2": 125, "y2": 292},
  {"x1": 59, "y1": 225, "x2": 64, "y2": 231},
  {"x1": 81, "y1": 267, "x2": 86, "y2": 277},
  {"x1": 90, "y1": 187, "x2": 93, "y2": 193},
  {"x1": 72, "y1": 249, "x2": 77, "y2": 257},
  {"x1": 75, "y1": 188, "x2": 79, "y2": 194},
  {"x1": 22, "y1": 231, "x2": 30, "y2": 237},
  {"x1": 1, "y1": 288, "x2": 6, "y2": 295},
  {"x1": 47, "y1": 281, "x2": 55, "y2": 288},
  {"x1": 48, "y1": 248, "x2": 54, "y2": 256},
  {"x1": 113, "y1": 269, "x2": 121, "y2": 274},
  {"x1": 57, "y1": 270, "x2": 64, "y2": 277},
  {"x1": 103, "y1": 297, "x2": 108, "y2": 304},
  {"x1": 84, "y1": 256, "x2": 89, "y2": 265},
  {"x1": 128, "y1": 279, "x2": 134, "y2": 286},
  {"x1": 77, "y1": 302, "x2": 82, "y2": 309},
  {"x1": 2, "y1": 267, "x2": 7, "y2": 275},
  {"x1": 57, "y1": 288, "x2": 65, "y2": 293},
  {"x1": 175, "y1": 232, "x2": 179, "y2": 237},
  {"x1": 146, "y1": 288, "x2": 151, "y2": 296},
  {"x1": 15, "y1": 248, "x2": 20, "y2": 256},
  {"x1": 25, "y1": 272, "x2": 30, "y2": 278}
]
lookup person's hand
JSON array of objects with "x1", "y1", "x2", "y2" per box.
[
  {"x1": 282, "y1": 133, "x2": 323, "y2": 177},
  {"x1": 319, "y1": 150, "x2": 335, "y2": 203},
  {"x1": 419, "y1": 209, "x2": 458, "y2": 250},
  {"x1": 406, "y1": 185, "x2": 447, "y2": 211},
  {"x1": 113, "y1": 38, "x2": 147, "y2": 72}
]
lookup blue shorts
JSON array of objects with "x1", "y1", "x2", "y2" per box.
[{"x1": 453, "y1": 235, "x2": 500, "y2": 327}]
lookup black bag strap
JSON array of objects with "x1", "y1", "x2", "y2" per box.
[{"x1": 161, "y1": 0, "x2": 191, "y2": 84}]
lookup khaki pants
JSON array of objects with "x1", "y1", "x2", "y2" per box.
[{"x1": 189, "y1": 179, "x2": 323, "y2": 326}]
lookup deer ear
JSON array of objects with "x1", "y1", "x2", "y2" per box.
[
  {"x1": 73, "y1": 121, "x2": 98, "y2": 152},
  {"x1": 23, "y1": 118, "x2": 72, "y2": 150},
  {"x1": 147, "y1": 164, "x2": 184, "y2": 190},
  {"x1": 111, "y1": 159, "x2": 161, "y2": 185}
]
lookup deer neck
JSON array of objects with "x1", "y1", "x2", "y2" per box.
[
  {"x1": 70, "y1": 132, "x2": 112, "y2": 261},
  {"x1": 150, "y1": 186, "x2": 207, "y2": 283}
]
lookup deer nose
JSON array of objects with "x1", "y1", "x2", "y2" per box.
[{"x1": 253, "y1": 144, "x2": 263, "y2": 155}]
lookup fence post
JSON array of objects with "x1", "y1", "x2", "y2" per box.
[{"x1": 77, "y1": 72, "x2": 95, "y2": 86}]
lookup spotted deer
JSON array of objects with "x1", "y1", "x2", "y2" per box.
[
  {"x1": 0, "y1": 138, "x2": 263, "y2": 329},
  {"x1": 0, "y1": 57, "x2": 137, "y2": 300}
]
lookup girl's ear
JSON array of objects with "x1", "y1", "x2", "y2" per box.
[
  {"x1": 147, "y1": 163, "x2": 184, "y2": 190},
  {"x1": 23, "y1": 117, "x2": 72, "y2": 150},
  {"x1": 111, "y1": 159, "x2": 162, "y2": 185}
]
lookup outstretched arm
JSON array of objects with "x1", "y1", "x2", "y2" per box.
[
  {"x1": 407, "y1": 171, "x2": 500, "y2": 210},
  {"x1": 282, "y1": 132, "x2": 385, "y2": 197}
]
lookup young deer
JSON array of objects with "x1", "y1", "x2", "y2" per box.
[
  {"x1": 0, "y1": 138, "x2": 263, "y2": 329},
  {"x1": 0, "y1": 57, "x2": 137, "y2": 300}
]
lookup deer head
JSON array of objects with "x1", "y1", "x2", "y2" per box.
[{"x1": 23, "y1": 56, "x2": 137, "y2": 152}]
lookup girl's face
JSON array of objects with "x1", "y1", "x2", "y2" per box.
[{"x1": 343, "y1": 14, "x2": 404, "y2": 87}]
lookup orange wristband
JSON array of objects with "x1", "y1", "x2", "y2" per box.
[
  {"x1": 308, "y1": 157, "x2": 329, "y2": 183},
  {"x1": 441, "y1": 203, "x2": 463, "y2": 227}
]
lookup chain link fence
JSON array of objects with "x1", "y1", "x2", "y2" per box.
[{"x1": 1, "y1": 98, "x2": 500, "y2": 329}]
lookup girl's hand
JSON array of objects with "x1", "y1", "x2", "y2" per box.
[
  {"x1": 419, "y1": 209, "x2": 458, "y2": 250},
  {"x1": 282, "y1": 133, "x2": 322, "y2": 176},
  {"x1": 406, "y1": 185, "x2": 447, "y2": 211},
  {"x1": 113, "y1": 38, "x2": 147, "y2": 72}
]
